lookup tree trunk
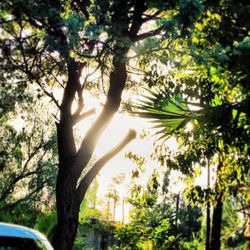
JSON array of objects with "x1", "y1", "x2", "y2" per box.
[
  {"x1": 210, "y1": 195, "x2": 223, "y2": 250},
  {"x1": 52, "y1": 48, "x2": 130, "y2": 250},
  {"x1": 206, "y1": 159, "x2": 211, "y2": 250},
  {"x1": 113, "y1": 199, "x2": 116, "y2": 221},
  {"x1": 122, "y1": 197, "x2": 125, "y2": 224},
  {"x1": 52, "y1": 171, "x2": 80, "y2": 250},
  {"x1": 52, "y1": 202, "x2": 79, "y2": 250},
  {"x1": 206, "y1": 200, "x2": 211, "y2": 250},
  {"x1": 175, "y1": 193, "x2": 180, "y2": 236}
]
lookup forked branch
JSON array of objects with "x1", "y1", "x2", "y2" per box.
[{"x1": 76, "y1": 129, "x2": 137, "y2": 203}]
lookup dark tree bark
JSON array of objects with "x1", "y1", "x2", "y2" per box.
[
  {"x1": 209, "y1": 159, "x2": 223, "y2": 250},
  {"x1": 206, "y1": 197, "x2": 211, "y2": 250},
  {"x1": 206, "y1": 160, "x2": 211, "y2": 250},
  {"x1": 210, "y1": 195, "x2": 223, "y2": 250}
]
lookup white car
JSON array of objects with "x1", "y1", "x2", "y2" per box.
[{"x1": 0, "y1": 222, "x2": 54, "y2": 250}]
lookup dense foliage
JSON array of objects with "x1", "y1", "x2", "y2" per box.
[
  {"x1": 0, "y1": 85, "x2": 57, "y2": 226},
  {"x1": 135, "y1": 0, "x2": 250, "y2": 249},
  {"x1": 1, "y1": 0, "x2": 249, "y2": 249}
]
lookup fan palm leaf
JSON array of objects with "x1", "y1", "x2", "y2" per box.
[{"x1": 135, "y1": 88, "x2": 203, "y2": 139}]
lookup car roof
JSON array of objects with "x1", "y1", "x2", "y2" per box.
[{"x1": 0, "y1": 222, "x2": 47, "y2": 240}]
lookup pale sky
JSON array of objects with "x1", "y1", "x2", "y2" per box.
[{"x1": 90, "y1": 111, "x2": 158, "y2": 222}]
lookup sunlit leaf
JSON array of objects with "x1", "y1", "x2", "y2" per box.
[{"x1": 135, "y1": 88, "x2": 203, "y2": 139}]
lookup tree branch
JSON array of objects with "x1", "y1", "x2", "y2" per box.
[
  {"x1": 72, "y1": 47, "x2": 129, "y2": 180},
  {"x1": 0, "y1": 181, "x2": 47, "y2": 211},
  {"x1": 128, "y1": 0, "x2": 147, "y2": 39},
  {"x1": 22, "y1": 140, "x2": 47, "y2": 172},
  {"x1": 73, "y1": 108, "x2": 96, "y2": 125},
  {"x1": 35, "y1": 79, "x2": 61, "y2": 109},
  {"x1": 142, "y1": 10, "x2": 163, "y2": 22},
  {"x1": 132, "y1": 27, "x2": 163, "y2": 42},
  {"x1": 0, "y1": 171, "x2": 37, "y2": 203},
  {"x1": 76, "y1": 129, "x2": 137, "y2": 203}
]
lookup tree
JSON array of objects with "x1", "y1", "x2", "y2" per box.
[
  {"x1": 1, "y1": 0, "x2": 204, "y2": 249},
  {"x1": 135, "y1": 0, "x2": 250, "y2": 247},
  {"x1": 105, "y1": 174, "x2": 125, "y2": 222},
  {"x1": 0, "y1": 84, "x2": 57, "y2": 226},
  {"x1": 106, "y1": 188, "x2": 119, "y2": 222},
  {"x1": 136, "y1": 65, "x2": 249, "y2": 250},
  {"x1": 135, "y1": 1, "x2": 250, "y2": 249}
]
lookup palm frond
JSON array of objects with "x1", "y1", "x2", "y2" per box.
[{"x1": 135, "y1": 88, "x2": 203, "y2": 139}]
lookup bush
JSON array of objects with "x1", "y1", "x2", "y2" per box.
[{"x1": 114, "y1": 223, "x2": 151, "y2": 250}]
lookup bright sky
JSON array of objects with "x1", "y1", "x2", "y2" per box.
[{"x1": 95, "y1": 114, "x2": 158, "y2": 221}]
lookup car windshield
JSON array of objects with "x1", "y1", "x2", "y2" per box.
[{"x1": 0, "y1": 236, "x2": 51, "y2": 250}]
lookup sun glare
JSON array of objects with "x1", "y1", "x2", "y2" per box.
[{"x1": 11, "y1": 116, "x2": 25, "y2": 132}]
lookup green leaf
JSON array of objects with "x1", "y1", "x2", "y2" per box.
[{"x1": 135, "y1": 88, "x2": 202, "y2": 138}]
